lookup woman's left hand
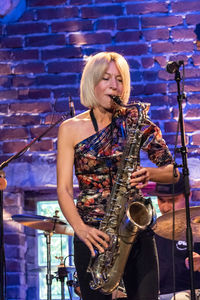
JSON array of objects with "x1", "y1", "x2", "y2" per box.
[{"x1": 130, "y1": 167, "x2": 150, "y2": 189}]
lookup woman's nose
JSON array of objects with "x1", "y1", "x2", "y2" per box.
[{"x1": 110, "y1": 78, "x2": 117, "y2": 89}]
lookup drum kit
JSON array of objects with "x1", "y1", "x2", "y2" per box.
[{"x1": 11, "y1": 206, "x2": 200, "y2": 300}]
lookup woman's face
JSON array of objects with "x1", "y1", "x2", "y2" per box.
[{"x1": 94, "y1": 61, "x2": 123, "y2": 111}]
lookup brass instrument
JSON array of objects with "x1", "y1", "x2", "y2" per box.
[{"x1": 87, "y1": 96, "x2": 156, "y2": 294}]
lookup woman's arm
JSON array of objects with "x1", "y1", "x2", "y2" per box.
[
  {"x1": 57, "y1": 120, "x2": 83, "y2": 231},
  {"x1": 57, "y1": 120, "x2": 109, "y2": 256},
  {"x1": 130, "y1": 116, "x2": 180, "y2": 188},
  {"x1": 130, "y1": 164, "x2": 180, "y2": 189},
  {"x1": 148, "y1": 164, "x2": 179, "y2": 184}
]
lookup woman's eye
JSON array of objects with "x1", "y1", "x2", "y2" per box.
[{"x1": 102, "y1": 77, "x2": 109, "y2": 80}]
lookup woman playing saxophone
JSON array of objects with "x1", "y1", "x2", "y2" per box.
[{"x1": 57, "y1": 51, "x2": 179, "y2": 300}]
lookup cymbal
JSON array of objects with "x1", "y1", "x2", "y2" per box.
[
  {"x1": 153, "y1": 206, "x2": 200, "y2": 242},
  {"x1": 12, "y1": 214, "x2": 74, "y2": 236}
]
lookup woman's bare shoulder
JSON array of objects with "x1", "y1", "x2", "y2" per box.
[
  {"x1": 58, "y1": 110, "x2": 91, "y2": 145},
  {"x1": 60, "y1": 110, "x2": 89, "y2": 129}
]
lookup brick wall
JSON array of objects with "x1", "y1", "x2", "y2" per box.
[
  {"x1": 0, "y1": 0, "x2": 200, "y2": 188},
  {"x1": 1, "y1": 0, "x2": 200, "y2": 299},
  {"x1": 3, "y1": 188, "x2": 27, "y2": 300}
]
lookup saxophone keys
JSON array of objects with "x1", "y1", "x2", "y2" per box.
[{"x1": 126, "y1": 167, "x2": 134, "y2": 172}]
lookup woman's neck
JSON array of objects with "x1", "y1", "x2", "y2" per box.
[{"x1": 92, "y1": 106, "x2": 113, "y2": 125}]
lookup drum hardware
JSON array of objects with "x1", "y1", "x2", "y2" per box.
[
  {"x1": 31, "y1": 265, "x2": 75, "y2": 274},
  {"x1": 54, "y1": 256, "x2": 75, "y2": 300},
  {"x1": 67, "y1": 278, "x2": 81, "y2": 299},
  {"x1": 12, "y1": 211, "x2": 74, "y2": 300},
  {"x1": 67, "y1": 271, "x2": 82, "y2": 299},
  {"x1": 44, "y1": 231, "x2": 53, "y2": 300},
  {"x1": 31, "y1": 266, "x2": 58, "y2": 273},
  {"x1": 153, "y1": 206, "x2": 200, "y2": 242},
  {"x1": 11, "y1": 212, "x2": 74, "y2": 236}
]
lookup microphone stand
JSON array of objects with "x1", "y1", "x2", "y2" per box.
[
  {"x1": 0, "y1": 112, "x2": 69, "y2": 300},
  {"x1": 0, "y1": 171, "x2": 7, "y2": 300},
  {"x1": 174, "y1": 67, "x2": 196, "y2": 299}
]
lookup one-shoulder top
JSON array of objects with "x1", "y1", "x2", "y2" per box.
[{"x1": 74, "y1": 105, "x2": 173, "y2": 226}]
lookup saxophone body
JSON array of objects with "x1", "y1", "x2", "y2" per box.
[{"x1": 87, "y1": 102, "x2": 156, "y2": 294}]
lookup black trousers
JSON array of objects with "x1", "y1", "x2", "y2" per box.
[{"x1": 74, "y1": 228, "x2": 159, "y2": 300}]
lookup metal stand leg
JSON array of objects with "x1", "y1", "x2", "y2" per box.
[
  {"x1": 44, "y1": 232, "x2": 54, "y2": 300},
  {"x1": 58, "y1": 268, "x2": 66, "y2": 300},
  {"x1": 0, "y1": 171, "x2": 7, "y2": 300},
  {"x1": 58, "y1": 267, "x2": 73, "y2": 300}
]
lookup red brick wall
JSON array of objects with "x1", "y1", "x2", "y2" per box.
[
  {"x1": 0, "y1": 1, "x2": 200, "y2": 182},
  {"x1": 0, "y1": 1, "x2": 199, "y2": 165}
]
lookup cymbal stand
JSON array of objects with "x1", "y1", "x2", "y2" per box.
[
  {"x1": 44, "y1": 231, "x2": 54, "y2": 300},
  {"x1": 44, "y1": 214, "x2": 62, "y2": 300}
]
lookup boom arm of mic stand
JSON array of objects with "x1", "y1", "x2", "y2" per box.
[
  {"x1": 174, "y1": 69, "x2": 196, "y2": 300},
  {"x1": 0, "y1": 113, "x2": 69, "y2": 171}
]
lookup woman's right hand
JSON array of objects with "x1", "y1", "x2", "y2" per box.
[{"x1": 75, "y1": 223, "x2": 110, "y2": 257}]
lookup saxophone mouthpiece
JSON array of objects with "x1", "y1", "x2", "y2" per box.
[{"x1": 109, "y1": 95, "x2": 124, "y2": 106}]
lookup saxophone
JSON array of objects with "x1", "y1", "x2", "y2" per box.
[{"x1": 87, "y1": 97, "x2": 156, "y2": 294}]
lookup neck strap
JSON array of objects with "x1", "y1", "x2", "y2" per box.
[{"x1": 90, "y1": 109, "x2": 98, "y2": 133}]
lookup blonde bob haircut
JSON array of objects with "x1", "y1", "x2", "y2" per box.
[{"x1": 80, "y1": 52, "x2": 131, "y2": 108}]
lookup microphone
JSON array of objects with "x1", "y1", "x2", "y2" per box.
[
  {"x1": 69, "y1": 96, "x2": 75, "y2": 117},
  {"x1": 166, "y1": 60, "x2": 184, "y2": 74}
]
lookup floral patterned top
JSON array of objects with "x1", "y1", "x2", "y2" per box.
[{"x1": 74, "y1": 105, "x2": 173, "y2": 226}]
